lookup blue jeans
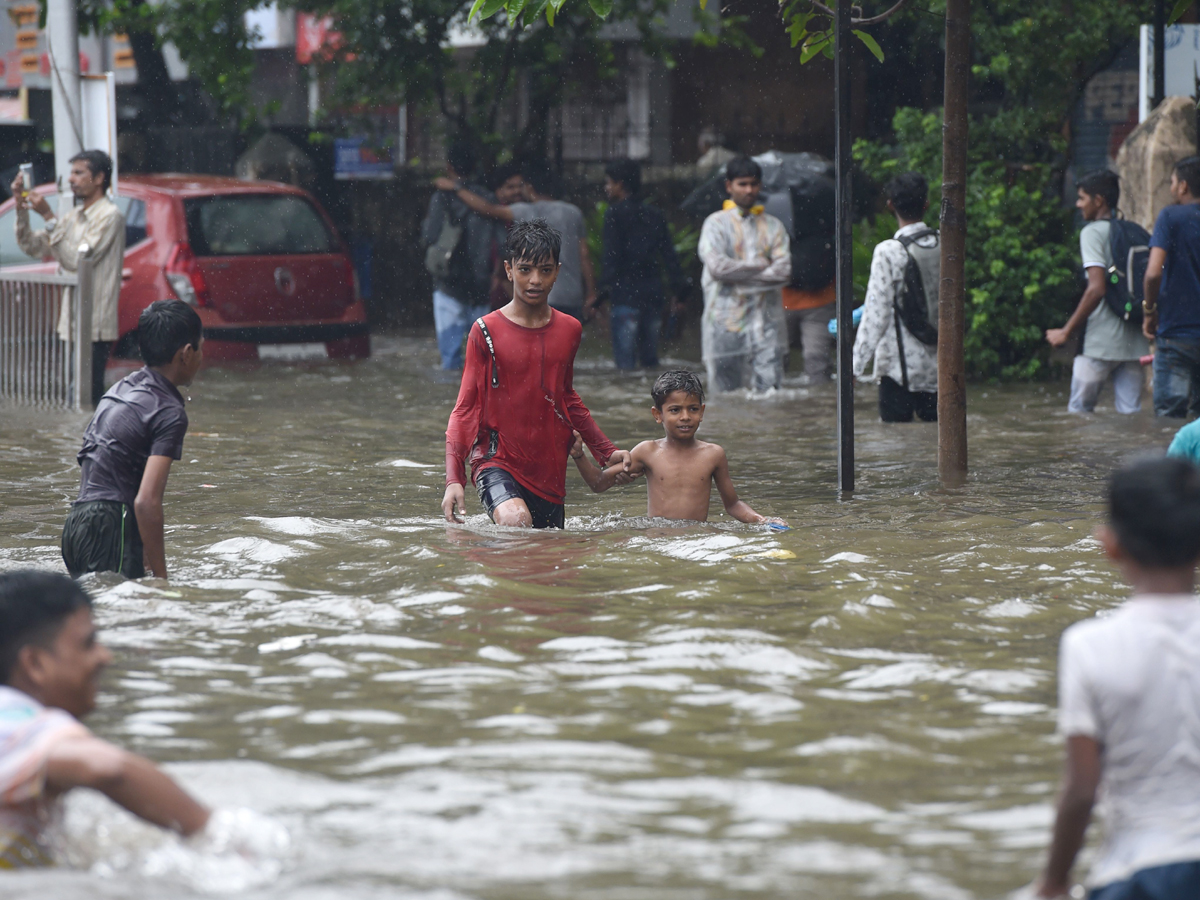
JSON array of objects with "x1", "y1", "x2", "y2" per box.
[
  {"x1": 433, "y1": 290, "x2": 487, "y2": 370},
  {"x1": 611, "y1": 305, "x2": 661, "y2": 369},
  {"x1": 1090, "y1": 859, "x2": 1200, "y2": 900},
  {"x1": 1153, "y1": 336, "x2": 1200, "y2": 418}
]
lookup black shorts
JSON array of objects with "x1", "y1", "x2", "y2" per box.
[
  {"x1": 475, "y1": 467, "x2": 565, "y2": 529},
  {"x1": 61, "y1": 499, "x2": 145, "y2": 579},
  {"x1": 879, "y1": 376, "x2": 937, "y2": 423}
]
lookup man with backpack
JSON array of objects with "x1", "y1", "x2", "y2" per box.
[
  {"x1": 422, "y1": 140, "x2": 502, "y2": 369},
  {"x1": 852, "y1": 172, "x2": 940, "y2": 422},
  {"x1": 775, "y1": 170, "x2": 836, "y2": 382},
  {"x1": 1045, "y1": 170, "x2": 1148, "y2": 414},
  {"x1": 1143, "y1": 156, "x2": 1200, "y2": 417}
]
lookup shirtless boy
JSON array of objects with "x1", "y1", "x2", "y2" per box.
[
  {"x1": 573, "y1": 369, "x2": 787, "y2": 526},
  {"x1": 443, "y1": 218, "x2": 630, "y2": 528},
  {"x1": 0, "y1": 570, "x2": 209, "y2": 868}
]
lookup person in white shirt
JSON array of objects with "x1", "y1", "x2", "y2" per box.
[
  {"x1": 1035, "y1": 456, "x2": 1200, "y2": 899},
  {"x1": 0, "y1": 570, "x2": 209, "y2": 868},
  {"x1": 697, "y1": 156, "x2": 791, "y2": 393},
  {"x1": 853, "y1": 172, "x2": 940, "y2": 422},
  {"x1": 1045, "y1": 170, "x2": 1148, "y2": 413},
  {"x1": 12, "y1": 150, "x2": 125, "y2": 407}
]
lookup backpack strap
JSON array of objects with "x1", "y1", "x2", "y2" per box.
[
  {"x1": 892, "y1": 302, "x2": 911, "y2": 392},
  {"x1": 896, "y1": 226, "x2": 939, "y2": 249},
  {"x1": 476, "y1": 317, "x2": 499, "y2": 388}
]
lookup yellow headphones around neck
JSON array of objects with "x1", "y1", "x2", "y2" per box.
[{"x1": 723, "y1": 199, "x2": 765, "y2": 216}]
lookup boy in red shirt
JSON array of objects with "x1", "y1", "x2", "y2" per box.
[{"x1": 442, "y1": 219, "x2": 631, "y2": 528}]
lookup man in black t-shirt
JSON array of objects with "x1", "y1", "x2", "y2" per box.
[{"x1": 61, "y1": 300, "x2": 203, "y2": 580}]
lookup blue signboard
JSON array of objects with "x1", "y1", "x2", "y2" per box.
[{"x1": 334, "y1": 137, "x2": 395, "y2": 180}]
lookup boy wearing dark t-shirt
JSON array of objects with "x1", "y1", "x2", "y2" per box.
[
  {"x1": 61, "y1": 300, "x2": 203, "y2": 580},
  {"x1": 442, "y1": 219, "x2": 631, "y2": 528}
]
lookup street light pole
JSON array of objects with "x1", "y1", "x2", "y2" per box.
[
  {"x1": 938, "y1": 0, "x2": 970, "y2": 486},
  {"x1": 47, "y1": 0, "x2": 82, "y2": 212},
  {"x1": 1154, "y1": 0, "x2": 1166, "y2": 110},
  {"x1": 834, "y1": 0, "x2": 855, "y2": 494}
]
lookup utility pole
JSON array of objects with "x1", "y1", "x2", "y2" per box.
[
  {"x1": 834, "y1": 0, "x2": 855, "y2": 494},
  {"x1": 47, "y1": 0, "x2": 83, "y2": 213},
  {"x1": 1154, "y1": 0, "x2": 1166, "y2": 109},
  {"x1": 938, "y1": 0, "x2": 969, "y2": 486}
]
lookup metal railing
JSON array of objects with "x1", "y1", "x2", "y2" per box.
[{"x1": 0, "y1": 246, "x2": 94, "y2": 410}]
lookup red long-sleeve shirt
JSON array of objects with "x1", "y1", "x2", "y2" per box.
[{"x1": 445, "y1": 309, "x2": 618, "y2": 504}]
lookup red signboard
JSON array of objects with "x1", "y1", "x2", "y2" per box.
[{"x1": 296, "y1": 13, "x2": 340, "y2": 65}]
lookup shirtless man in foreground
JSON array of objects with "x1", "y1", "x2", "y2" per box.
[{"x1": 573, "y1": 369, "x2": 787, "y2": 527}]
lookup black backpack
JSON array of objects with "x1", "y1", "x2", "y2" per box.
[
  {"x1": 895, "y1": 227, "x2": 939, "y2": 346},
  {"x1": 1104, "y1": 217, "x2": 1150, "y2": 325},
  {"x1": 788, "y1": 175, "x2": 836, "y2": 292}
]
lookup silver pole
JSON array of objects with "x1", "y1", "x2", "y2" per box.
[
  {"x1": 47, "y1": 0, "x2": 83, "y2": 214},
  {"x1": 74, "y1": 244, "x2": 94, "y2": 410}
]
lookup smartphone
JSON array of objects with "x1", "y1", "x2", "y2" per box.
[{"x1": 17, "y1": 163, "x2": 32, "y2": 197}]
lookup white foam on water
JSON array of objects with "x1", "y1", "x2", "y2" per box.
[{"x1": 381, "y1": 458, "x2": 435, "y2": 468}]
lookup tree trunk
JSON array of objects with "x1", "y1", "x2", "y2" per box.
[
  {"x1": 124, "y1": 0, "x2": 190, "y2": 125},
  {"x1": 938, "y1": 0, "x2": 969, "y2": 486}
]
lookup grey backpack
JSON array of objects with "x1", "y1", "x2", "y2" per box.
[
  {"x1": 895, "y1": 227, "x2": 940, "y2": 346},
  {"x1": 424, "y1": 212, "x2": 464, "y2": 280}
]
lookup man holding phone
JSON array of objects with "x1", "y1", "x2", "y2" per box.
[{"x1": 12, "y1": 150, "x2": 125, "y2": 406}]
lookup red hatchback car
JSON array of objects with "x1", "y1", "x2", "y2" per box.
[{"x1": 0, "y1": 175, "x2": 369, "y2": 362}]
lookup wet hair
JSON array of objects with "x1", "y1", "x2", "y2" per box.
[
  {"x1": 520, "y1": 159, "x2": 557, "y2": 196},
  {"x1": 504, "y1": 218, "x2": 561, "y2": 264},
  {"x1": 138, "y1": 299, "x2": 203, "y2": 367},
  {"x1": 69, "y1": 149, "x2": 112, "y2": 191},
  {"x1": 885, "y1": 172, "x2": 929, "y2": 221},
  {"x1": 447, "y1": 139, "x2": 476, "y2": 178},
  {"x1": 0, "y1": 570, "x2": 92, "y2": 684},
  {"x1": 1109, "y1": 456, "x2": 1200, "y2": 568},
  {"x1": 652, "y1": 369, "x2": 705, "y2": 408},
  {"x1": 1076, "y1": 169, "x2": 1119, "y2": 211},
  {"x1": 605, "y1": 158, "x2": 642, "y2": 195},
  {"x1": 724, "y1": 156, "x2": 762, "y2": 183},
  {"x1": 1174, "y1": 156, "x2": 1200, "y2": 197}
]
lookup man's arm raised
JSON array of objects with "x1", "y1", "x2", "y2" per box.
[
  {"x1": 134, "y1": 456, "x2": 172, "y2": 579},
  {"x1": 46, "y1": 734, "x2": 210, "y2": 836},
  {"x1": 432, "y1": 178, "x2": 514, "y2": 223}
]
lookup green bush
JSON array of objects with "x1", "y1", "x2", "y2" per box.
[{"x1": 854, "y1": 108, "x2": 1080, "y2": 380}]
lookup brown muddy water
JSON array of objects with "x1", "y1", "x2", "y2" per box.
[{"x1": 0, "y1": 331, "x2": 1184, "y2": 900}]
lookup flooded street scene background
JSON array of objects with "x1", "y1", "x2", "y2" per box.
[{"x1": 0, "y1": 333, "x2": 1178, "y2": 900}]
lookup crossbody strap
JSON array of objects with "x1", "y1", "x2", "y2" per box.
[{"x1": 476, "y1": 317, "x2": 499, "y2": 388}]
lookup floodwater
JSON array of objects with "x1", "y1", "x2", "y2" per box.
[{"x1": 0, "y1": 331, "x2": 1183, "y2": 900}]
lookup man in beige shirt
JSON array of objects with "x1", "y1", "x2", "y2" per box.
[{"x1": 12, "y1": 150, "x2": 125, "y2": 406}]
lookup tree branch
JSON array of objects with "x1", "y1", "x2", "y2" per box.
[{"x1": 809, "y1": 0, "x2": 912, "y2": 26}]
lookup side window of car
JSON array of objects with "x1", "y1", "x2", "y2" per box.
[{"x1": 115, "y1": 196, "x2": 148, "y2": 248}]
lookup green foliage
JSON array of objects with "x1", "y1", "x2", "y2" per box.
[
  {"x1": 778, "y1": 0, "x2": 889, "y2": 63},
  {"x1": 311, "y1": 0, "x2": 689, "y2": 166},
  {"x1": 855, "y1": 108, "x2": 1080, "y2": 380},
  {"x1": 74, "y1": 0, "x2": 259, "y2": 126}
]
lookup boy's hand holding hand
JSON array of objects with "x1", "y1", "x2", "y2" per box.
[{"x1": 442, "y1": 484, "x2": 466, "y2": 523}]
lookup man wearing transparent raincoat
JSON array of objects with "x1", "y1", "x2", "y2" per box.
[{"x1": 698, "y1": 156, "x2": 791, "y2": 393}]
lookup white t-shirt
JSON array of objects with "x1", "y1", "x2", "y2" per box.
[{"x1": 1058, "y1": 596, "x2": 1200, "y2": 887}]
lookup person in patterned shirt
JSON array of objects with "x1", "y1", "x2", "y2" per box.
[
  {"x1": 0, "y1": 571, "x2": 209, "y2": 868},
  {"x1": 697, "y1": 156, "x2": 791, "y2": 393},
  {"x1": 852, "y1": 172, "x2": 940, "y2": 422}
]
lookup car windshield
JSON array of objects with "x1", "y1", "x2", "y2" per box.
[{"x1": 183, "y1": 194, "x2": 335, "y2": 256}]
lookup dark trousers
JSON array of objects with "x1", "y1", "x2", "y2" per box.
[
  {"x1": 1152, "y1": 336, "x2": 1200, "y2": 418},
  {"x1": 92, "y1": 341, "x2": 111, "y2": 407},
  {"x1": 1090, "y1": 859, "x2": 1200, "y2": 900},
  {"x1": 879, "y1": 376, "x2": 937, "y2": 423},
  {"x1": 611, "y1": 304, "x2": 661, "y2": 369},
  {"x1": 61, "y1": 499, "x2": 145, "y2": 579}
]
